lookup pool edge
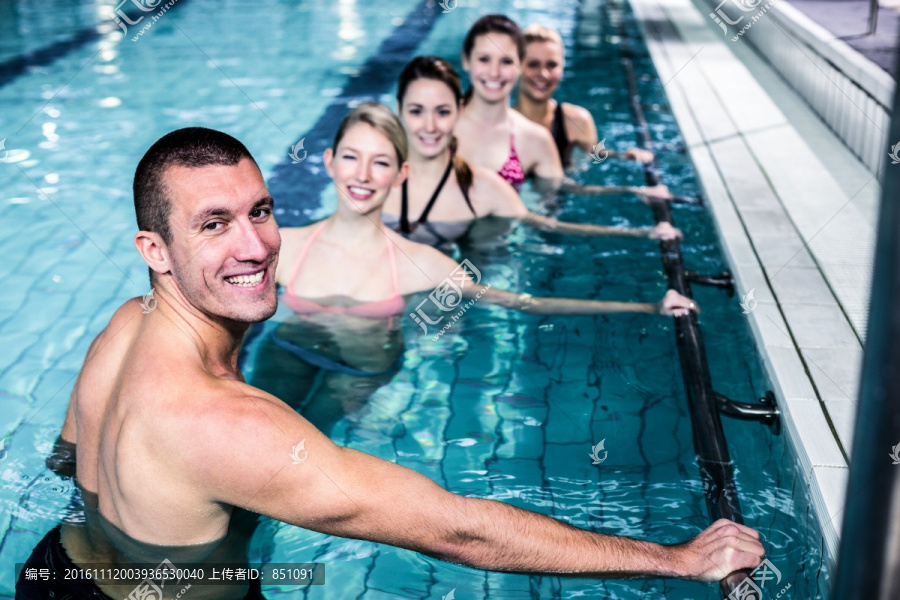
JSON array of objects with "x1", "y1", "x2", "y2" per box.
[{"x1": 627, "y1": 0, "x2": 872, "y2": 567}]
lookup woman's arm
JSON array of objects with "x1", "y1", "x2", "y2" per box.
[
  {"x1": 560, "y1": 181, "x2": 673, "y2": 203},
  {"x1": 524, "y1": 212, "x2": 683, "y2": 241},
  {"x1": 469, "y1": 169, "x2": 681, "y2": 240},
  {"x1": 474, "y1": 287, "x2": 698, "y2": 317},
  {"x1": 408, "y1": 240, "x2": 698, "y2": 317},
  {"x1": 566, "y1": 104, "x2": 654, "y2": 163}
]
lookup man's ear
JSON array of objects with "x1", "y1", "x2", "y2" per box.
[
  {"x1": 134, "y1": 231, "x2": 170, "y2": 278},
  {"x1": 323, "y1": 148, "x2": 334, "y2": 178}
]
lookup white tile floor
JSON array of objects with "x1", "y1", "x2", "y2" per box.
[{"x1": 629, "y1": 0, "x2": 882, "y2": 563}]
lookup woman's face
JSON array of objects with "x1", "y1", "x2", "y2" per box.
[
  {"x1": 463, "y1": 33, "x2": 521, "y2": 103},
  {"x1": 325, "y1": 122, "x2": 407, "y2": 213},
  {"x1": 520, "y1": 40, "x2": 564, "y2": 102},
  {"x1": 400, "y1": 78, "x2": 459, "y2": 159}
]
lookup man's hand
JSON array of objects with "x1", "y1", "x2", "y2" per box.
[
  {"x1": 625, "y1": 148, "x2": 654, "y2": 163},
  {"x1": 648, "y1": 222, "x2": 683, "y2": 241},
  {"x1": 657, "y1": 290, "x2": 699, "y2": 316},
  {"x1": 673, "y1": 519, "x2": 765, "y2": 582},
  {"x1": 637, "y1": 184, "x2": 673, "y2": 203}
]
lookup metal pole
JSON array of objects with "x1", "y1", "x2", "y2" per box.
[
  {"x1": 868, "y1": 0, "x2": 879, "y2": 36},
  {"x1": 616, "y1": 23, "x2": 751, "y2": 597},
  {"x1": 831, "y1": 45, "x2": 900, "y2": 600}
]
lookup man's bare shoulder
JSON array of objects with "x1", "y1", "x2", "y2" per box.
[{"x1": 83, "y1": 298, "x2": 147, "y2": 361}]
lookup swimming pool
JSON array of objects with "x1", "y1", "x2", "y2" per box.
[{"x1": 0, "y1": 0, "x2": 830, "y2": 598}]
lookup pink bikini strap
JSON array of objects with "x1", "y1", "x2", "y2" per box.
[
  {"x1": 385, "y1": 235, "x2": 400, "y2": 295},
  {"x1": 287, "y1": 220, "x2": 328, "y2": 291}
]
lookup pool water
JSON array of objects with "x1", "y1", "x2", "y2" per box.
[{"x1": 0, "y1": 0, "x2": 830, "y2": 598}]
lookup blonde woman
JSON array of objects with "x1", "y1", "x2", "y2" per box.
[{"x1": 514, "y1": 24, "x2": 654, "y2": 168}]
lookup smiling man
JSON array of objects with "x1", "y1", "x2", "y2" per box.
[{"x1": 22, "y1": 127, "x2": 764, "y2": 599}]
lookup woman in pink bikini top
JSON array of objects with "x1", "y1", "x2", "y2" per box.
[
  {"x1": 453, "y1": 15, "x2": 562, "y2": 192},
  {"x1": 453, "y1": 15, "x2": 674, "y2": 203},
  {"x1": 275, "y1": 103, "x2": 699, "y2": 327}
]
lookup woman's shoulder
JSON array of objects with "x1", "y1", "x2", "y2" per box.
[
  {"x1": 512, "y1": 109, "x2": 553, "y2": 140},
  {"x1": 390, "y1": 230, "x2": 461, "y2": 293},
  {"x1": 560, "y1": 102, "x2": 595, "y2": 134},
  {"x1": 469, "y1": 164, "x2": 515, "y2": 197}
]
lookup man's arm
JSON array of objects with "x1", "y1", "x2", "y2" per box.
[{"x1": 189, "y1": 390, "x2": 762, "y2": 581}]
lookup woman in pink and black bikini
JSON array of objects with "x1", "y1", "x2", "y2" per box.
[
  {"x1": 454, "y1": 15, "x2": 671, "y2": 201},
  {"x1": 382, "y1": 56, "x2": 681, "y2": 248}
]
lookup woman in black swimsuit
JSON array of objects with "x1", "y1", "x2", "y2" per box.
[
  {"x1": 381, "y1": 56, "x2": 682, "y2": 247},
  {"x1": 514, "y1": 24, "x2": 655, "y2": 169}
]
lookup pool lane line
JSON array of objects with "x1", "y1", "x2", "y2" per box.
[
  {"x1": 615, "y1": 6, "x2": 763, "y2": 596},
  {"x1": 0, "y1": 0, "x2": 195, "y2": 90},
  {"x1": 265, "y1": 0, "x2": 445, "y2": 227}
]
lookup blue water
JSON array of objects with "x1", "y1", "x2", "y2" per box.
[{"x1": 0, "y1": 0, "x2": 829, "y2": 598}]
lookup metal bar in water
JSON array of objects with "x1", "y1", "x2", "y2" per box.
[{"x1": 614, "y1": 10, "x2": 751, "y2": 595}]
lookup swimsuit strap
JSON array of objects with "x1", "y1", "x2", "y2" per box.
[
  {"x1": 287, "y1": 220, "x2": 328, "y2": 291},
  {"x1": 551, "y1": 101, "x2": 571, "y2": 168},
  {"x1": 400, "y1": 181, "x2": 411, "y2": 233},
  {"x1": 385, "y1": 233, "x2": 400, "y2": 295},
  {"x1": 401, "y1": 155, "x2": 455, "y2": 233}
]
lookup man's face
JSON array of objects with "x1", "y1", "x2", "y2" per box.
[{"x1": 163, "y1": 158, "x2": 280, "y2": 324}]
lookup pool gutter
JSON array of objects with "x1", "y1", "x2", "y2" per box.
[{"x1": 625, "y1": 0, "x2": 880, "y2": 563}]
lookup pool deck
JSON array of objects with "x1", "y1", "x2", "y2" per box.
[{"x1": 628, "y1": 0, "x2": 885, "y2": 562}]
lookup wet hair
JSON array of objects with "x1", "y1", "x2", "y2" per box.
[
  {"x1": 397, "y1": 56, "x2": 473, "y2": 197},
  {"x1": 523, "y1": 24, "x2": 564, "y2": 49},
  {"x1": 332, "y1": 102, "x2": 408, "y2": 164},
  {"x1": 463, "y1": 14, "x2": 526, "y2": 61},
  {"x1": 134, "y1": 127, "x2": 257, "y2": 246}
]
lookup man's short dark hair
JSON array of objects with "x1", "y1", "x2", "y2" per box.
[{"x1": 133, "y1": 127, "x2": 257, "y2": 245}]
